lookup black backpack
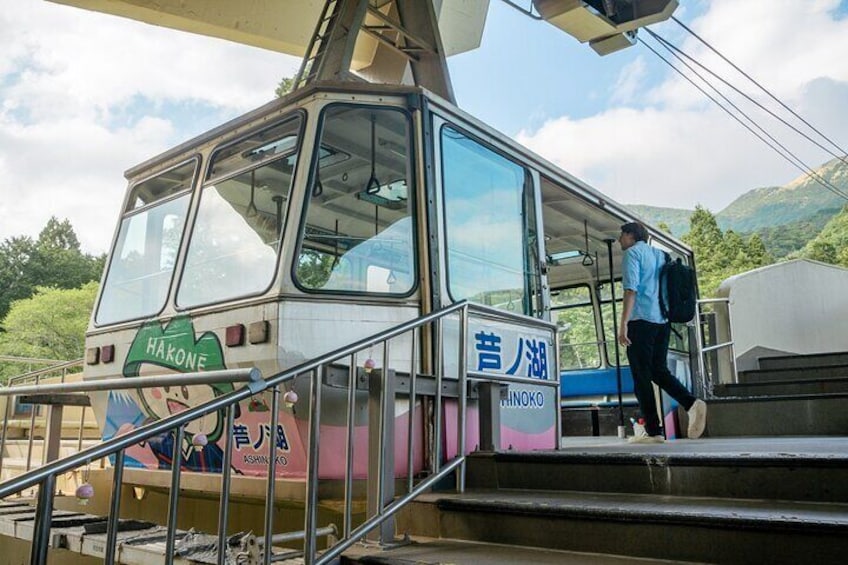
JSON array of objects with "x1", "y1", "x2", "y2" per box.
[{"x1": 659, "y1": 252, "x2": 697, "y2": 323}]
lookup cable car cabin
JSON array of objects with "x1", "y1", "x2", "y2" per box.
[{"x1": 83, "y1": 82, "x2": 697, "y2": 480}]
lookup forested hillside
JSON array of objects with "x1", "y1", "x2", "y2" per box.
[
  {"x1": 717, "y1": 156, "x2": 848, "y2": 232},
  {"x1": 796, "y1": 204, "x2": 848, "y2": 267},
  {"x1": 630, "y1": 156, "x2": 848, "y2": 259}
]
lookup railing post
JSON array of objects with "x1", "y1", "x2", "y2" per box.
[
  {"x1": 343, "y1": 357, "x2": 357, "y2": 540},
  {"x1": 105, "y1": 450, "x2": 125, "y2": 564},
  {"x1": 456, "y1": 306, "x2": 468, "y2": 493},
  {"x1": 367, "y1": 362, "x2": 395, "y2": 544},
  {"x1": 432, "y1": 318, "x2": 443, "y2": 474},
  {"x1": 694, "y1": 303, "x2": 708, "y2": 398},
  {"x1": 217, "y1": 405, "x2": 236, "y2": 565},
  {"x1": 43, "y1": 404, "x2": 64, "y2": 464},
  {"x1": 478, "y1": 382, "x2": 502, "y2": 452},
  {"x1": 304, "y1": 369, "x2": 323, "y2": 564},
  {"x1": 263, "y1": 386, "x2": 281, "y2": 565},
  {"x1": 25, "y1": 375, "x2": 40, "y2": 472},
  {"x1": 164, "y1": 425, "x2": 185, "y2": 565},
  {"x1": 406, "y1": 328, "x2": 418, "y2": 493},
  {"x1": 30, "y1": 473, "x2": 56, "y2": 565},
  {"x1": 724, "y1": 299, "x2": 739, "y2": 384},
  {"x1": 0, "y1": 395, "x2": 12, "y2": 478}
]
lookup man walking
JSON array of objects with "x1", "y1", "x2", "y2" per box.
[{"x1": 617, "y1": 222, "x2": 707, "y2": 443}]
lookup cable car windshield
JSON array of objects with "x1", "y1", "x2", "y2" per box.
[
  {"x1": 95, "y1": 160, "x2": 197, "y2": 325},
  {"x1": 177, "y1": 115, "x2": 304, "y2": 308}
]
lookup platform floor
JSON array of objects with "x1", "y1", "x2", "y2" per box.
[{"x1": 559, "y1": 435, "x2": 848, "y2": 459}]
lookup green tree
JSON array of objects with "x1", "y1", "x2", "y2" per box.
[
  {"x1": 0, "y1": 282, "x2": 98, "y2": 382},
  {"x1": 806, "y1": 240, "x2": 837, "y2": 263},
  {"x1": 0, "y1": 217, "x2": 104, "y2": 322},
  {"x1": 683, "y1": 206, "x2": 773, "y2": 297},
  {"x1": 798, "y1": 204, "x2": 848, "y2": 266},
  {"x1": 0, "y1": 236, "x2": 38, "y2": 322},
  {"x1": 275, "y1": 76, "x2": 295, "y2": 98}
]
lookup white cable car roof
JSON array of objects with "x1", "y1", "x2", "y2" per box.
[{"x1": 46, "y1": 0, "x2": 490, "y2": 59}]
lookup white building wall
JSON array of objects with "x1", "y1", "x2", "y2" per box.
[{"x1": 717, "y1": 259, "x2": 848, "y2": 371}]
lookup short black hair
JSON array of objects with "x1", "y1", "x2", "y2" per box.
[{"x1": 620, "y1": 221, "x2": 649, "y2": 242}]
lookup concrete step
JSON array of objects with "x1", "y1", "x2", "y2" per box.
[
  {"x1": 397, "y1": 489, "x2": 848, "y2": 564},
  {"x1": 713, "y1": 377, "x2": 848, "y2": 397},
  {"x1": 464, "y1": 445, "x2": 848, "y2": 503},
  {"x1": 737, "y1": 364, "x2": 848, "y2": 384},
  {"x1": 341, "y1": 536, "x2": 685, "y2": 564},
  {"x1": 703, "y1": 395, "x2": 848, "y2": 436},
  {"x1": 759, "y1": 351, "x2": 848, "y2": 370}
]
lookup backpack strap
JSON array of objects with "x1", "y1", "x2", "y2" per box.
[{"x1": 659, "y1": 251, "x2": 671, "y2": 319}]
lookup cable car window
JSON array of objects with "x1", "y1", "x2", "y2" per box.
[
  {"x1": 552, "y1": 286, "x2": 601, "y2": 369},
  {"x1": 441, "y1": 126, "x2": 539, "y2": 315},
  {"x1": 95, "y1": 160, "x2": 197, "y2": 325},
  {"x1": 177, "y1": 115, "x2": 303, "y2": 308},
  {"x1": 294, "y1": 105, "x2": 415, "y2": 295}
]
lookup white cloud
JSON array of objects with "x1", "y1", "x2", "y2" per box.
[
  {"x1": 0, "y1": 1, "x2": 300, "y2": 253},
  {"x1": 610, "y1": 57, "x2": 648, "y2": 105},
  {"x1": 519, "y1": 0, "x2": 848, "y2": 212}
]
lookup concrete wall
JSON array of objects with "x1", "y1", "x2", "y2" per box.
[{"x1": 717, "y1": 259, "x2": 848, "y2": 371}]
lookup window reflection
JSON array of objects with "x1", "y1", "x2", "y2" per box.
[
  {"x1": 96, "y1": 160, "x2": 195, "y2": 325},
  {"x1": 178, "y1": 116, "x2": 302, "y2": 308},
  {"x1": 295, "y1": 106, "x2": 415, "y2": 295},
  {"x1": 441, "y1": 126, "x2": 539, "y2": 315}
]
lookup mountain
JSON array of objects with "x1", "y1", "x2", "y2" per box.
[
  {"x1": 715, "y1": 156, "x2": 848, "y2": 232},
  {"x1": 628, "y1": 156, "x2": 848, "y2": 255},
  {"x1": 628, "y1": 204, "x2": 692, "y2": 237}
]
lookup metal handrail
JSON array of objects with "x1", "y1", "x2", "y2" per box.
[
  {"x1": 0, "y1": 368, "x2": 262, "y2": 497},
  {"x1": 694, "y1": 297, "x2": 738, "y2": 393},
  {"x1": 0, "y1": 368, "x2": 262, "y2": 479},
  {"x1": 0, "y1": 300, "x2": 560, "y2": 565},
  {"x1": 6, "y1": 359, "x2": 84, "y2": 386},
  {"x1": 0, "y1": 358, "x2": 86, "y2": 476},
  {"x1": 0, "y1": 369, "x2": 263, "y2": 396}
]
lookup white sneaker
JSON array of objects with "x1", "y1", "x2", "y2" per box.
[
  {"x1": 688, "y1": 399, "x2": 708, "y2": 439},
  {"x1": 627, "y1": 431, "x2": 665, "y2": 444}
]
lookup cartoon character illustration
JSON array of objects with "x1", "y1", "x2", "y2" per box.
[{"x1": 115, "y1": 316, "x2": 239, "y2": 472}]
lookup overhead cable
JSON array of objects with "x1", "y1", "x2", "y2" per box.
[
  {"x1": 638, "y1": 37, "x2": 848, "y2": 202},
  {"x1": 672, "y1": 15, "x2": 848, "y2": 161},
  {"x1": 646, "y1": 28, "x2": 848, "y2": 168}
]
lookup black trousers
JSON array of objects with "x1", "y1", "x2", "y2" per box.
[{"x1": 626, "y1": 320, "x2": 696, "y2": 436}]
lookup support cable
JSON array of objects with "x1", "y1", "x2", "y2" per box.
[
  {"x1": 642, "y1": 33, "x2": 848, "y2": 201},
  {"x1": 672, "y1": 15, "x2": 848, "y2": 161},
  {"x1": 639, "y1": 37, "x2": 848, "y2": 202},
  {"x1": 647, "y1": 28, "x2": 848, "y2": 168}
]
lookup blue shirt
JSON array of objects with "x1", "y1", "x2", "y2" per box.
[{"x1": 622, "y1": 241, "x2": 667, "y2": 324}]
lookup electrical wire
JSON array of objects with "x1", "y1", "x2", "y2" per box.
[
  {"x1": 640, "y1": 33, "x2": 848, "y2": 201},
  {"x1": 672, "y1": 15, "x2": 848, "y2": 161},
  {"x1": 638, "y1": 36, "x2": 848, "y2": 202},
  {"x1": 646, "y1": 28, "x2": 848, "y2": 168}
]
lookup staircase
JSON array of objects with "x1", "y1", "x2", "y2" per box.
[
  {"x1": 342, "y1": 438, "x2": 848, "y2": 564},
  {"x1": 707, "y1": 351, "x2": 848, "y2": 436},
  {"x1": 341, "y1": 352, "x2": 848, "y2": 564}
]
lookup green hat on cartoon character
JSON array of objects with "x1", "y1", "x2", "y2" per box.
[{"x1": 123, "y1": 316, "x2": 238, "y2": 442}]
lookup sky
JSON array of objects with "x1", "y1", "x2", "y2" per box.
[{"x1": 2, "y1": 0, "x2": 848, "y2": 253}]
